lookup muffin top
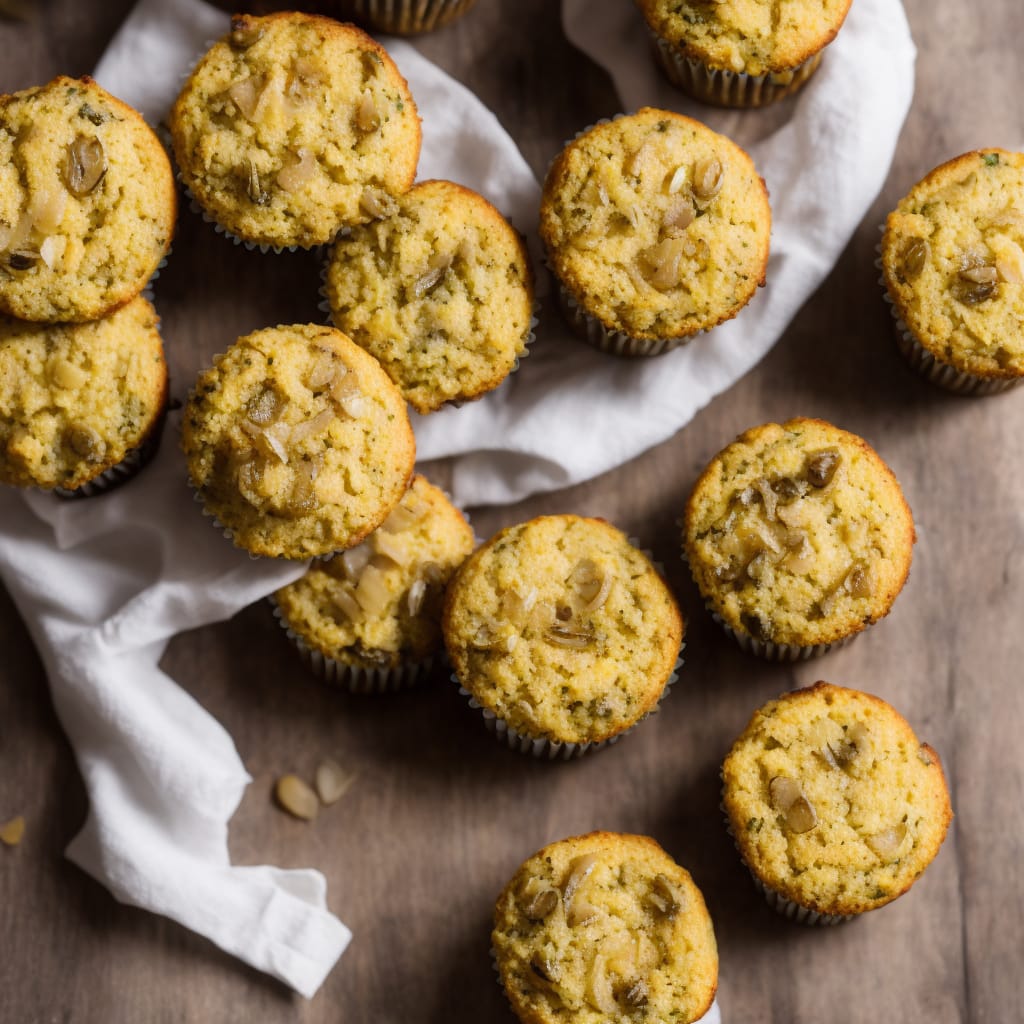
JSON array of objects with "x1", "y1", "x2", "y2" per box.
[
  {"x1": 182, "y1": 323, "x2": 415, "y2": 560},
  {"x1": 443, "y1": 515, "x2": 683, "y2": 745},
  {"x1": 0, "y1": 296, "x2": 166, "y2": 490},
  {"x1": 274, "y1": 474, "x2": 474, "y2": 670},
  {"x1": 722, "y1": 682, "x2": 953, "y2": 917},
  {"x1": 325, "y1": 179, "x2": 534, "y2": 413},
  {"x1": 634, "y1": 0, "x2": 854, "y2": 77},
  {"x1": 539, "y1": 108, "x2": 769, "y2": 342},
  {"x1": 683, "y1": 418, "x2": 915, "y2": 649},
  {"x1": 170, "y1": 12, "x2": 421, "y2": 248},
  {"x1": 493, "y1": 831, "x2": 718, "y2": 1024},
  {"x1": 881, "y1": 148, "x2": 1024, "y2": 380},
  {"x1": 0, "y1": 76, "x2": 175, "y2": 322}
]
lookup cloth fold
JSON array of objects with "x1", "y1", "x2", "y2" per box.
[{"x1": 0, "y1": 0, "x2": 914, "y2": 999}]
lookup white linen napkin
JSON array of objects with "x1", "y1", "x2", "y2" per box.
[{"x1": 0, "y1": 0, "x2": 912, "y2": 999}]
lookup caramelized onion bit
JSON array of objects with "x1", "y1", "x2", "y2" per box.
[
  {"x1": 62, "y1": 135, "x2": 107, "y2": 197},
  {"x1": 406, "y1": 578, "x2": 427, "y2": 617},
  {"x1": 277, "y1": 148, "x2": 316, "y2": 192},
  {"x1": 340, "y1": 543, "x2": 372, "y2": 582},
  {"x1": 866, "y1": 823, "x2": 907, "y2": 860},
  {"x1": 544, "y1": 626, "x2": 593, "y2": 650},
  {"x1": 769, "y1": 776, "x2": 817, "y2": 833}
]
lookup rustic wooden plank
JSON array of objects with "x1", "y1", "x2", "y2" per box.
[{"x1": 2, "y1": 1, "x2": 1024, "y2": 1022}]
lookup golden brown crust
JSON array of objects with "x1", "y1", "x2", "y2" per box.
[
  {"x1": 170, "y1": 13, "x2": 421, "y2": 248},
  {"x1": 0, "y1": 296, "x2": 167, "y2": 489},
  {"x1": 493, "y1": 831, "x2": 718, "y2": 1024},
  {"x1": 0, "y1": 76, "x2": 176, "y2": 322},
  {"x1": 683, "y1": 418, "x2": 915, "y2": 649},
  {"x1": 442, "y1": 514, "x2": 683, "y2": 746},
  {"x1": 539, "y1": 108, "x2": 770, "y2": 343},
  {"x1": 182, "y1": 323, "x2": 415, "y2": 559}
]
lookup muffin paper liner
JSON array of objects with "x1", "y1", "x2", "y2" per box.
[
  {"x1": 648, "y1": 29, "x2": 824, "y2": 108},
  {"x1": 344, "y1": 0, "x2": 477, "y2": 35},
  {"x1": 454, "y1": 649, "x2": 683, "y2": 761},
  {"x1": 711, "y1": 610, "x2": 856, "y2": 661},
  {"x1": 721, "y1": 794, "x2": 853, "y2": 927},
  {"x1": 319, "y1": 253, "x2": 540, "y2": 407},
  {"x1": 55, "y1": 411, "x2": 166, "y2": 500},
  {"x1": 270, "y1": 597, "x2": 436, "y2": 693},
  {"x1": 141, "y1": 250, "x2": 171, "y2": 303},
  {"x1": 875, "y1": 245, "x2": 1022, "y2": 396}
]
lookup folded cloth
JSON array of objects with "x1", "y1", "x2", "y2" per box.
[
  {"x1": 414, "y1": 0, "x2": 916, "y2": 505},
  {"x1": 0, "y1": 0, "x2": 913, "y2": 999}
]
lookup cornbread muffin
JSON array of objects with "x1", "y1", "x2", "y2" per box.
[
  {"x1": 170, "y1": 12, "x2": 421, "y2": 250},
  {"x1": 183, "y1": 323, "x2": 415, "y2": 559},
  {"x1": 325, "y1": 179, "x2": 534, "y2": 413},
  {"x1": 0, "y1": 296, "x2": 167, "y2": 493},
  {"x1": 339, "y1": 0, "x2": 478, "y2": 35},
  {"x1": 722, "y1": 682, "x2": 953, "y2": 923},
  {"x1": 683, "y1": 418, "x2": 914, "y2": 659},
  {"x1": 880, "y1": 149, "x2": 1024, "y2": 394},
  {"x1": 443, "y1": 515, "x2": 683, "y2": 756},
  {"x1": 634, "y1": 0, "x2": 853, "y2": 107},
  {"x1": 0, "y1": 76, "x2": 175, "y2": 322},
  {"x1": 540, "y1": 108, "x2": 770, "y2": 356},
  {"x1": 273, "y1": 474, "x2": 474, "y2": 689},
  {"x1": 493, "y1": 832, "x2": 718, "y2": 1024}
]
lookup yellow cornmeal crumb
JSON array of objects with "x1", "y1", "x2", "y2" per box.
[
  {"x1": 493, "y1": 832, "x2": 718, "y2": 1024},
  {"x1": 325, "y1": 179, "x2": 534, "y2": 413},
  {"x1": 722, "y1": 682, "x2": 953, "y2": 917},
  {"x1": 182, "y1": 323, "x2": 414, "y2": 560},
  {"x1": 274, "y1": 475, "x2": 474, "y2": 670},
  {"x1": 540, "y1": 108, "x2": 769, "y2": 342},
  {"x1": 443, "y1": 515, "x2": 683, "y2": 745},
  {"x1": 684, "y1": 418, "x2": 915, "y2": 649},
  {"x1": 0, "y1": 296, "x2": 166, "y2": 490},
  {"x1": 0, "y1": 76, "x2": 175, "y2": 323},
  {"x1": 170, "y1": 12, "x2": 421, "y2": 249},
  {"x1": 881, "y1": 149, "x2": 1024, "y2": 380},
  {"x1": 635, "y1": 0, "x2": 853, "y2": 77}
]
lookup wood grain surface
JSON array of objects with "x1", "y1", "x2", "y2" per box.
[{"x1": 2, "y1": 2, "x2": 1023, "y2": 1022}]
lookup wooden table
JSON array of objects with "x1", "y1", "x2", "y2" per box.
[{"x1": 2, "y1": 2, "x2": 1022, "y2": 1021}]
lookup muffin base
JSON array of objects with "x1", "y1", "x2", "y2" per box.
[
  {"x1": 345, "y1": 0, "x2": 477, "y2": 35},
  {"x1": 556, "y1": 278, "x2": 692, "y2": 358},
  {"x1": 54, "y1": 407, "x2": 166, "y2": 500},
  {"x1": 649, "y1": 31, "x2": 823, "y2": 108},
  {"x1": 455, "y1": 652, "x2": 682, "y2": 760},
  {"x1": 271, "y1": 598, "x2": 435, "y2": 693}
]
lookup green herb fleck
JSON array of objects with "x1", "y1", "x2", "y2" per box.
[{"x1": 983, "y1": 153, "x2": 1000, "y2": 166}]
